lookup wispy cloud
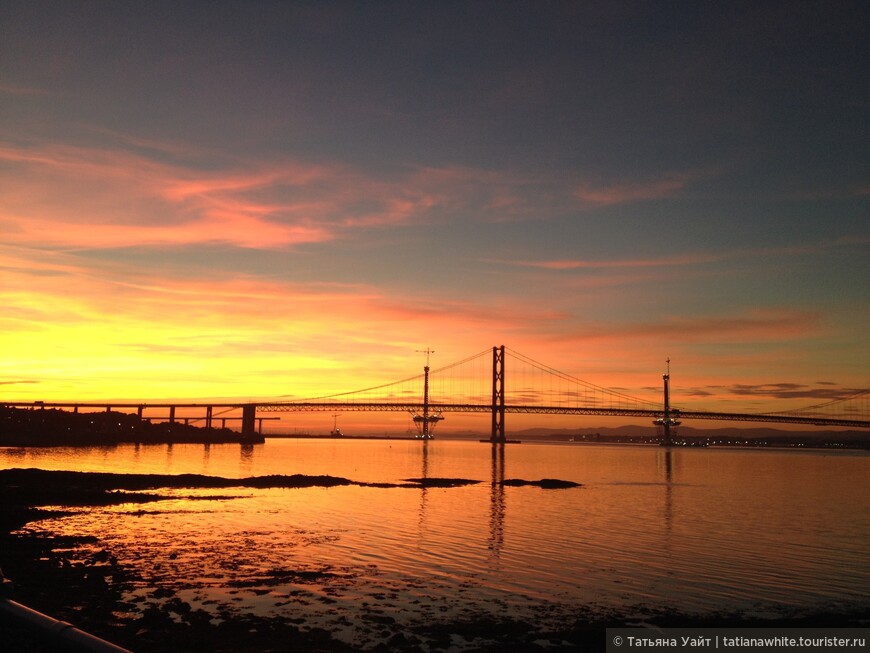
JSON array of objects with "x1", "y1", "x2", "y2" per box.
[
  {"x1": 679, "y1": 383, "x2": 865, "y2": 402},
  {"x1": 572, "y1": 172, "x2": 698, "y2": 206},
  {"x1": 0, "y1": 83, "x2": 52, "y2": 96},
  {"x1": 510, "y1": 252, "x2": 724, "y2": 270},
  {"x1": 506, "y1": 237, "x2": 870, "y2": 272},
  {"x1": 0, "y1": 143, "x2": 358, "y2": 248},
  {"x1": 0, "y1": 132, "x2": 746, "y2": 256},
  {"x1": 0, "y1": 138, "x2": 573, "y2": 251},
  {"x1": 722, "y1": 383, "x2": 862, "y2": 400}
]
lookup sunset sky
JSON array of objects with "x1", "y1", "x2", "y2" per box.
[{"x1": 1, "y1": 2, "x2": 868, "y2": 430}]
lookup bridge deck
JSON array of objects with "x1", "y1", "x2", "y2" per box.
[
  {"x1": 5, "y1": 401, "x2": 868, "y2": 430},
  {"x1": 256, "y1": 402, "x2": 870, "y2": 429}
]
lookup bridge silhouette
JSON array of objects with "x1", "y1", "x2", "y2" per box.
[
  {"x1": 260, "y1": 346, "x2": 870, "y2": 442},
  {"x1": 6, "y1": 346, "x2": 870, "y2": 443}
]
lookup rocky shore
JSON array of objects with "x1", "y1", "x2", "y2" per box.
[
  {"x1": 1, "y1": 468, "x2": 865, "y2": 652},
  {"x1": 0, "y1": 469, "x2": 590, "y2": 652}
]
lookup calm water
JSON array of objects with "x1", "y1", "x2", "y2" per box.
[{"x1": 2, "y1": 440, "x2": 869, "y2": 646}]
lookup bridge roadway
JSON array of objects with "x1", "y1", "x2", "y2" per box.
[
  {"x1": 5, "y1": 401, "x2": 870, "y2": 433},
  {"x1": 259, "y1": 402, "x2": 870, "y2": 430}
]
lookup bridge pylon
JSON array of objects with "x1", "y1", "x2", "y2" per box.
[
  {"x1": 412, "y1": 348, "x2": 442, "y2": 439},
  {"x1": 654, "y1": 359, "x2": 681, "y2": 446},
  {"x1": 490, "y1": 345, "x2": 506, "y2": 443}
]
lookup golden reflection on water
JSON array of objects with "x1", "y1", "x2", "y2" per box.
[{"x1": 5, "y1": 440, "x2": 869, "y2": 643}]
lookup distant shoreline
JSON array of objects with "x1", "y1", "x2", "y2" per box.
[
  {"x1": 0, "y1": 405, "x2": 263, "y2": 447},
  {"x1": 2, "y1": 405, "x2": 868, "y2": 450},
  {"x1": 265, "y1": 432, "x2": 870, "y2": 451}
]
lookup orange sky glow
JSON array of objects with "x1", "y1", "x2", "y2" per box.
[{"x1": 1, "y1": 4, "x2": 868, "y2": 434}]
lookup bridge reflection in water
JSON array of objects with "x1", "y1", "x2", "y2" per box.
[{"x1": 489, "y1": 444, "x2": 506, "y2": 560}]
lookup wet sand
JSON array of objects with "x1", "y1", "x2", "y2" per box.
[{"x1": 1, "y1": 468, "x2": 864, "y2": 652}]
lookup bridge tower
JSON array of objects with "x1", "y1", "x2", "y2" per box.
[
  {"x1": 661, "y1": 365, "x2": 672, "y2": 446},
  {"x1": 413, "y1": 348, "x2": 441, "y2": 439},
  {"x1": 490, "y1": 345, "x2": 506, "y2": 443},
  {"x1": 654, "y1": 359, "x2": 680, "y2": 446}
]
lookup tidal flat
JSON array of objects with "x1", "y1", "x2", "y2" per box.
[{"x1": 1, "y1": 469, "x2": 595, "y2": 652}]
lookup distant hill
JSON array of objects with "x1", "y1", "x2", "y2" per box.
[
  {"x1": 505, "y1": 425, "x2": 870, "y2": 442},
  {"x1": 435, "y1": 425, "x2": 870, "y2": 448}
]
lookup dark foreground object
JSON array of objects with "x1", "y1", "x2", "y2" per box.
[{"x1": 0, "y1": 589, "x2": 132, "y2": 653}]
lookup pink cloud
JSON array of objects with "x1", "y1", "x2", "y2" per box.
[
  {"x1": 1, "y1": 135, "x2": 726, "y2": 255},
  {"x1": 0, "y1": 140, "x2": 558, "y2": 250},
  {"x1": 2, "y1": 213, "x2": 331, "y2": 249},
  {"x1": 0, "y1": 143, "x2": 354, "y2": 247}
]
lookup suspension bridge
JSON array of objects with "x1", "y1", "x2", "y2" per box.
[
  {"x1": 259, "y1": 346, "x2": 870, "y2": 443},
  {"x1": 4, "y1": 346, "x2": 870, "y2": 443}
]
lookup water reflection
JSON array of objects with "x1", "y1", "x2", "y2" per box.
[
  {"x1": 418, "y1": 441, "x2": 430, "y2": 533},
  {"x1": 489, "y1": 444, "x2": 505, "y2": 560},
  {"x1": 239, "y1": 443, "x2": 255, "y2": 475},
  {"x1": 3, "y1": 447, "x2": 26, "y2": 460},
  {"x1": 657, "y1": 448, "x2": 674, "y2": 533},
  {"x1": 5, "y1": 440, "x2": 868, "y2": 627}
]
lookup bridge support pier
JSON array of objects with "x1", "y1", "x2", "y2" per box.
[
  {"x1": 490, "y1": 345, "x2": 506, "y2": 443},
  {"x1": 241, "y1": 404, "x2": 257, "y2": 440}
]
